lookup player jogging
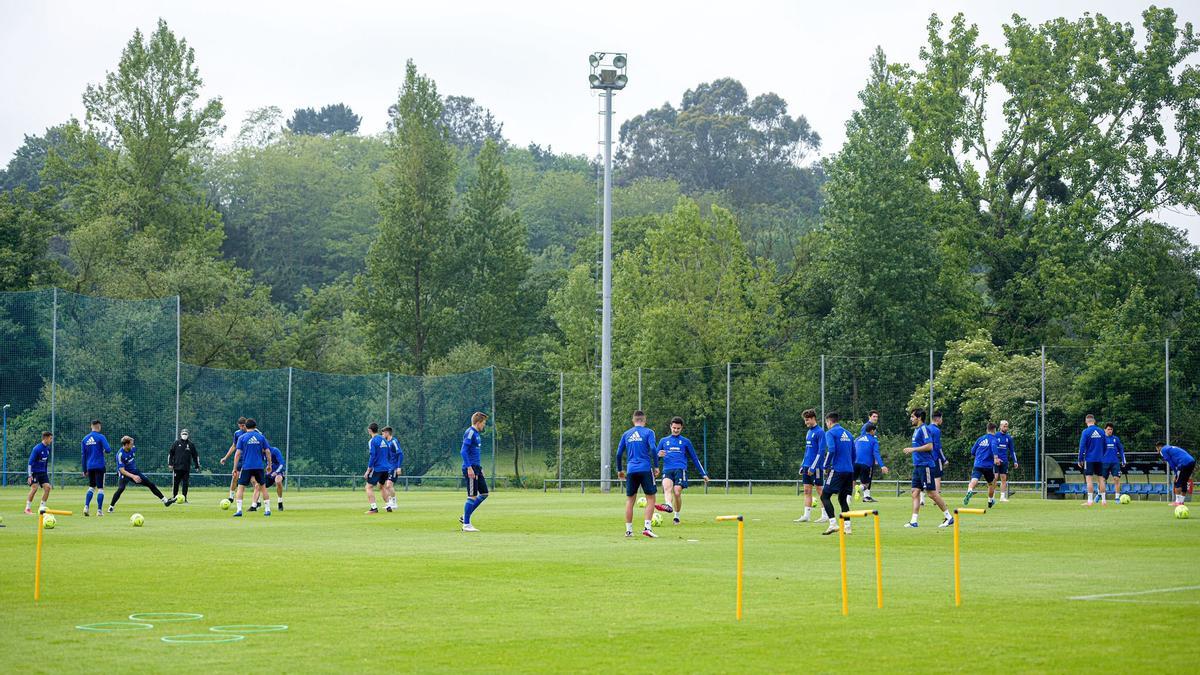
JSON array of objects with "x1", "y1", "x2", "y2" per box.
[
  {"x1": 902, "y1": 408, "x2": 953, "y2": 528},
  {"x1": 25, "y1": 432, "x2": 53, "y2": 514},
  {"x1": 231, "y1": 419, "x2": 271, "y2": 517},
  {"x1": 795, "y1": 409, "x2": 826, "y2": 523},
  {"x1": 81, "y1": 419, "x2": 112, "y2": 517},
  {"x1": 993, "y1": 420, "x2": 1016, "y2": 501},
  {"x1": 383, "y1": 426, "x2": 403, "y2": 512},
  {"x1": 925, "y1": 410, "x2": 946, "y2": 507},
  {"x1": 1157, "y1": 442, "x2": 1195, "y2": 506},
  {"x1": 616, "y1": 410, "x2": 660, "y2": 538},
  {"x1": 853, "y1": 423, "x2": 888, "y2": 503},
  {"x1": 460, "y1": 412, "x2": 489, "y2": 532},
  {"x1": 963, "y1": 423, "x2": 999, "y2": 508},
  {"x1": 363, "y1": 422, "x2": 390, "y2": 515},
  {"x1": 220, "y1": 417, "x2": 248, "y2": 501},
  {"x1": 108, "y1": 436, "x2": 177, "y2": 511},
  {"x1": 655, "y1": 416, "x2": 708, "y2": 524},
  {"x1": 1103, "y1": 424, "x2": 1127, "y2": 501},
  {"x1": 819, "y1": 412, "x2": 856, "y2": 536},
  {"x1": 1077, "y1": 414, "x2": 1107, "y2": 505}
]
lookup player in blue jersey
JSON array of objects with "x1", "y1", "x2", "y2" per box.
[
  {"x1": 1077, "y1": 414, "x2": 1107, "y2": 505},
  {"x1": 1157, "y1": 442, "x2": 1195, "y2": 505},
  {"x1": 924, "y1": 410, "x2": 947, "y2": 507},
  {"x1": 362, "y1": 422, "x2": 390, "y2": 514},
  {"x1": 219, "y1": 417, "x2": 248, "y2": 501},
  {"x1": 262, "y1": 444, "x2": 286, "y2": 511},
  {"x1": 819, "y1": 412, "x2": 857, "y2": 535},
  {"x1": 232, "y1": 418, "x2": 272, "y2": 517},
  {"x1": 853, "y1": 423, "x2": 889, "y2": 503},
  {"x1": 108, "y1": 436, "x2": 177, "y2": 510},
  {"x1": 1102, "y1": 423, "x2": 1127, "y2": 501},
  {"x1": 460, "y1": 412, "x2": 489, "y2": 531},
  {"x1": 796, "y1": 409, "x2": 827, "y2": 523},
  {"x1": 655, "y1": 416, "x2": 709, "y2": 524},
  {"x1": 859, "y1": 410, "x2": 880, "y2": 438},
  {"x1": 901, "y1": 408, "x2": 953, "y2": 528},
  {"x1": 617, "y1": 410, "x2": 661, "y2": 538},
  {"x1": 963, "y1": 423, "x2": 999, "y2": 508},
  {"x1": 25, "y1": 432, "x2": 53, "y2": 514},
  {"x1": 382, "y1": 426, "x2": 403, "y2": 512},
  {"x1": 994, "y1": 420, "x2": 1016, "y2": 502},
  {"x1": 81, "y1": 419, "x2": 112, "y2": 517}
]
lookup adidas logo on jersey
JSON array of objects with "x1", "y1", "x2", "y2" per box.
[{"x1": 629, "y1": 431, "x2": 644, "y2": 442}]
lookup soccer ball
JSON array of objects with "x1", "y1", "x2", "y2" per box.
[
  {"x1": 130, "y1": 513, "x2": 145, "y2": 527},
  {"x1": 651, "y1": 512, "x2": 663, "y2": 527},
  {"x1": 220, "y1": 498, "x2": 232, "y2": 510},
  {"x1": 636, "y1": 496, "x2": 647, "y2": 508},
  {"x1": 42, "y1": 514, "x2": 56, "y2": 529},
  {"x1": 854, "y1": 485, "x2": 862, "y2": 502},
  {"x1": 1119, "y1": 494, "x2": 1131, "y2": 505},
  {"x1": 1175, "y1": 505, "x2": 1190, "y2": 520}
]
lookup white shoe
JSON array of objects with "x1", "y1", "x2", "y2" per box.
[
  {"x1": 462, "y1": 524, "x2": 480, "y2": 532},
  {"x1": 939, "y1": 517, "x2": 954, "y2": 528},
  {"x1": 641, "y1": 529, "x2": 658, "y2": 538},
  {"x1": 794, "y1": 514, "x2": 810, "y2": 523},
  {"x1": 815, "y1": 515, "x2": 829, "y2": 523},
  {"x1": 821, "y1": 525, "x2": 838, "y2": 536},
  {"x1": 1000, "y1": 496, "x2": 1009, "y2": 502}
]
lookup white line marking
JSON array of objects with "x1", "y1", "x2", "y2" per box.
[{"x1": 1069, "y1": 585, "x2": 1200, "y2": 601}]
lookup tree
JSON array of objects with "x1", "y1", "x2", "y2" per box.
[
  {"x1": 441, "y1": 95, "x2": 504, "y2": 152},
  {"x1": 0, "y1": 124, "x2": 75, "y2": 193},
  {"x1": 359, "y1": 60, "x2": 459, "y2": 375},
  {"x1": 0, "y1": 189, "x2": 61, "y2": 290},
  {"x1": 901, "y1": 8, "x2": 1200, "y2": 346},
  {"x1": 286, "y1": 103, "x2": 361, "y2": 135}
]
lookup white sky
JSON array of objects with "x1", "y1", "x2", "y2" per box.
[{"x1": 2, "y1": 0, "x2": 1197, "y2": 239}]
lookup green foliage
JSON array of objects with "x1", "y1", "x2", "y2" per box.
[
  {"x1": 0, "y1": 189, "x2": 61, "y2": 290},
  {"x1": 286, "y1": 103, "x2": 361, "y2": 135}
]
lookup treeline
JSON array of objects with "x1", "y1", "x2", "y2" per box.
[{"x1": 2, "y1": 9, "x2": 1199, "y2": 481}]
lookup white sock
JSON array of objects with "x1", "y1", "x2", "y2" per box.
[
  {"x1": 235, "y1": 499, "x2": 243, "y2": 511},
  {"x1": 944, "y1": 510, "x2": 952, "y2": 520},
  {"x1": 264, "y1": 504, "x2": 271, "y2": 514},
  {"x1": 920, "y1": 497, "x2": 926, "y2": 506},
  {"x1": 26, "y1": 501, "x2": 31, "y2": 509},
  {"x1": 626, "y1": 522, "x2": 633, "y2": 533},
  {"x1": 910, "y1": 514, "x2": 919, "y2": 523},
  {"x1": 644, "y1": 519, "x2": 652, "y2": 530},
  {"x1": 803, "y1": 506, "x2": 812, "y2": 517},
  {"x1": 864, "y1": 489, "x2": 871, "y2": 498},
  {"x1": 843, "y1": 520, "x2": 851, "y2": 532},
  {"x1": 40, "y1": 501, "x2": 46, "y2": 509},
  {"x1": 370, "y1": 502, "x2": 377, "y2": 510}
]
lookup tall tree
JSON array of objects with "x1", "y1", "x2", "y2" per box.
[
  {"x1": 286, "y1": 103, "x2": 361, "y2": 135},
  {"x1": 359, "y1": 60, "x2": 459, "y2": 375}
]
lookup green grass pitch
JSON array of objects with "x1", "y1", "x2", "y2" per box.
[{"x1": 1, "y1": 487, "x2": 1196, "y2": 672}]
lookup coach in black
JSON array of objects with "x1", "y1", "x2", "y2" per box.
[{"x1": 168, "y1": 428, "x2": 200, "y2": 503}]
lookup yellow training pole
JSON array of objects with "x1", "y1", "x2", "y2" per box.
[
  {"x1": 837, "y1": 510, "x2": 881, "y2": 615},
  {"x1": 838, "y1": 517, "x2": 849, "y2": 616},
  {"x1": 34, "y1": 509, "x2": 73, "y2": 602},
  {"x1": 716, "y1": 515, "x2": 744, "y2": 620},
  {"x1": 953, "y1": 508, "x2": 985, "y2": 607},
  {"x1": 873, "y1": 511, "x2": 883, "y2": 609}
]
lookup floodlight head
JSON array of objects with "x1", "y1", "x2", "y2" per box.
[
  {"x1": 589, "y1": 74, "x2": 600, "y2": 87},
  {"x1": 613, "y1": 54, "x2": 627, "y2": 69},
  {"x1": 589, "y1": 54, "x2": 601, "y2": 67},
  {"x1": 615, "y1": 74, "x2": 628, "y2": 89},
  {"x1": 588, "y1": 51, "x2": 628, "y2": 90}
]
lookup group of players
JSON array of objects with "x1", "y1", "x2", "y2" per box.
[
  {"x1": 1076, "y1": 413, "x2": 1196, "y2": 507},
  {"x1": 613, "y1": 411, "x2": 710, "y2": 538}
]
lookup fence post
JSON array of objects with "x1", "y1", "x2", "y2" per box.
[
  {"x1": 1165, "y1": 338, "x2": 1170, "y2": 445},
  {"x1": 386, "y1": 371, "x2": 391, "y2": 427},
  {"x1": 558, "y1": 371, "x2": 564, "y2": 490},
  {"x1": 638, "y1": 367, "x2": 642, "y2": 411},
  {"x1": 928, "y1": 350, "x2": 934, "y2": 413},
  {"x1": 284, "y1": 367, "x2": 293, "y2": 490},
  {"x1": 820, "y1": 355, "x2": 825, "y2": 422},
  {"x1": 175, "y1": 295, "x2": 181, "y2": 438},
  {"x1": 725, "y1": 362, "x2": 731, "y2": 494},
  {"x1": 491, "y1": 366, "x2": 497, "y2": 485},
  {"x1": 1040, "y1": 345, "x2": 1046, "y2": 499},
  {"x1": 50, "y1": 288, "x2": 57, "y2": 475}
]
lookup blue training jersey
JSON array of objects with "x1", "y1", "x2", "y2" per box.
[
  {"x1": 657, "y1": 434, "x2": 706, "y2": 475},
  {"x1": 28, "y1": 442, "x2": 51, "y2": 475},
  {"x1": 368, "y1": 434, "x2": 390, "y2": 471},
  {"x1": 853, "y1": 434, "x2": 884, "y2": 468},
  {"x1": 81, "y1": 431, "x2": 111, "y2": 470},
  {"x1": 929, "y1": 423, "x2": 945, "y2": 467},
  {"x1": 268, "y1": 446, "x2": 285, "y2": 472},
  {"x1": 822, "y1": 424, "x2": 855, "y2": 473},
  {"x1": 1161, "y1": 445, "x2": 1195, "y2": 470},
  {"x1": 1102, "y1": 435, "x2": 1125, "y2": 464},
  {"x1": 1078, "y1": 425, "x2": 1105, "y2": 462},
  {"x1": 236, "y1": 430, "x2": 269, "y2": 470},
  {"x1": 616, "y1": 426, "x2": 657, "y2": 474},
  {"x1": 911, "y1": 424, "x2": 936, "y2": 467},
  {"x1": 803, "y1": 426, "x2": 825, "y2": 470},
  {"x1": 970, "y1": 434, "x2": 998, "y2": 469},
  {"x1": 117, "y1": 446, "x2": 139, "y2": 474},
  {"x1": 994, "y1": 432, "x2": 1014, "y2": 463},
  {"x1": 387, "y1": 437, "x2": 403, "y2": 471},
  {"x1": 461, "y1": 426, "x2": 483, "y2": 469}
]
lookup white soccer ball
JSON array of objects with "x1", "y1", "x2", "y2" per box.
[{"x1": 130, "y1": 513, "x2": 145, "y2": 527}]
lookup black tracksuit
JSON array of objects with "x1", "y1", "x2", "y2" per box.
[{"x1": 168, "y1": 438, "x2": 200, "y2": 498}]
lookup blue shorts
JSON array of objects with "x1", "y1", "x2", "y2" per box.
[
  {"x1": 238, "y1": 469, "x2": 264, "y2": 487},
  {"x1": 463, "y1": 466, "x2": 488, "y2": 497},
  {"x1": 971, "y1": 467, "x2": 996, "y2": 483},
  {"x1": 911, "y1": 466, "x2": 936, "y2": 491},
  {"x1": 264, "y1": 471, "x2": 283, "y2": 485},
  {"x1": 31, "y1": 472, "x2": 50, "y2": 486},
  {"x1": 1101, "y1": 463, "x2": 1121, "y2": 479},
  {"x1": 625, "y1": 471, "x2": 656, "y2": 497},
  {"x1": 825, "y1": 470, "x2": 854, "y2": 496},
  {"x1": 662, "y1": 468, "x2": 688, "y2": 488},
  {"x1": 995, "y1": 461, "x2": 1009, "y2": 475},
  {"x1": 930, "y1": 465, "x2": 944, "y2": 480},
  {"x1": 1087, "y1": 461, "x2": 1105, "y2": 477},
  {"x1": 367, "y1": 470, "x2": 390, "y2": 486},
  {"x1": 802, "y1": 468, "x2": 825, "y2": 486}
]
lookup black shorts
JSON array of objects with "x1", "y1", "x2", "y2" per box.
[
  {"x1": 463, "y1": 466, "x2": 488, "y2": 497},
  {"x1": 825, "y1": 470, "x2": 854, "y2": 496},
  {"x1": 86, "y1": 468, "x2": 105, "y2": 488},
  {"x1": 624, "y1": 471, "x2": 656, "y2": 497},
  {"x1": 367, "y1": 470, "x2": 390, "y2": 486},
  {"x1": 265, "y1": 471, "x2": 283, "y2": 485},
  {"x1": 853, "y1": 464, "x2": 873, "y2": 485},
  {"x1": 802, "y1": 468, "x2": 825, "y2": 486},
  {"x1": 971, "y1": 467, "x2": 996, "y2": 483},
  {"x1": 995, "y1": 461, "x2": 1009, "y2": 475},
  {"x1": 31, "y1": 472, "x2": 51, "y2": 486},
  {"x1": 911, "y1": 466, "x2": 936, "y2": 491},
  {"x1": 1176, "y1": 462, "x2": 1196, "y2": 491},
  {"x1": 238, "y1": 468, "x2": 265, "y2": 487},
  {"x1": 1087, "y1": 461, "x2": 1105, "y2": 476}
]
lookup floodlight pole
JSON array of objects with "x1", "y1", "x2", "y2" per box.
[{"x1": 600, "y1": 86, "x2": 614, "y2": 493}]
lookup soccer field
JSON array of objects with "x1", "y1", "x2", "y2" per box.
[{"x1": 1, "y1": 487, "x2": 1196, "y2": 673}]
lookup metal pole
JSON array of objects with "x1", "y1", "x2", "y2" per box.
[
  {"x1": 929, "y1": 350, "x2": 934, "y2": 413},
  {"x1": 599, "y1": 87, "x2": 614, "y2": 493},
  {"x1": 725, "y1": 362, "x2": 731, "y2": 493},
  {"x1": 175, "y1": 295, "x2": 181, "y2": 438},
  {"x1": 637, "y1": 367, "x2": 642, "y2": 411},
  {"x1": 820, "y1": 355, "x2": 826, "y2": 422},
  {"x1": 50, "y1": 288, "x2": 57, "y2": 476},
  {"x1": 558, "y1": 371, "x2": 564, "y2": 490},
  {"x1": 491, "y1": 365, "x2": 497, "y2": 483},
  {"x1": 284, "y1": 367, "x2": 292, "y2": 490},
  {"x1": 1165, "y1": 339, "x2": 1170, "y2": 445},
  {"x1": 386, "y1": 371, "x2": 391, "y2": 427},
  {"x1": 2, "y1": 404, "x2": 8, "y2": 487},
  {"x1": 1040, "y1": 345, "x2": 1046, "y2": 499}
]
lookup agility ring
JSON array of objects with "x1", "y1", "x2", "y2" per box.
[
  {"x1": 162, "y1": 633, "x2": 245, "y2": 644},
  {"x1": 129, "y1": 612, "x2": 203, "y2": 622},
  {"x1": 209, "y1": 624, "x2": 288, "y2": 634},
  {"x1": 76, "y1": 622, "x2": 154, "y2": 632}
]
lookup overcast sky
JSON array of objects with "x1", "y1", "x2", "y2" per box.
[{"x1": 2, "y1": 0, "x2": 1197, "y2": 239}]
